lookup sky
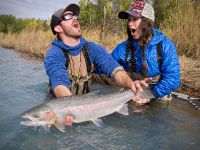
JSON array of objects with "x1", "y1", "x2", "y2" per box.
[{"x1": 0, "y1": 0, "x2": 80, "y2": 19}]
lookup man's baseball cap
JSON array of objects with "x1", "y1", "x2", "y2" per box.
[
  {"x1": 50, "y1": 4, "x2": 80, "y2": 35},
  {"x1": 118, "y1": 1, "x2": 155, "y2": 22}
]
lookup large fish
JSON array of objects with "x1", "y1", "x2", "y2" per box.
[{"x1": 20, "y1": 88, "x2": 154, "y2": 132}]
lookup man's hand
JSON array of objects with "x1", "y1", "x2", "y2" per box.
[
  {"x1": 64, "y1": 115, "x2": 74, "y2": 126},
  {"x1": 44, "y1": 112, "x2": 74, "y2": 128}
]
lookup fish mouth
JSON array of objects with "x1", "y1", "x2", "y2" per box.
[
  {"x1": 20, "y1": 115, "x2": 48, "y2": 126},
  {"x1": 20, "y1": 120, "x2": 39, "y2": 126},
  {"x1": 20, "y1": 119, "x2": 49, "y2": 126},
  {"x1": 20, "y1": 115, "x2": 38, "y2": 126}
]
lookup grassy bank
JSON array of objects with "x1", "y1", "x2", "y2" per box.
[
  {"x1": 0, "y1": 27, "x2": 125, "y2": 58},
  {"x1": 0, "y1": 30, "x2": 53, "y2": 59},
  {"x1": 178, "y1": 56, "x2": 200, "y2": 98}
]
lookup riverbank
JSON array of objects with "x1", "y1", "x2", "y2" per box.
[{"x1": 177, "y1": 56, "x2": 200, "y2": 98}]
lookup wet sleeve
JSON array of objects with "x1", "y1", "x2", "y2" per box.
[
  {"x1": 44, "y1": 47, "x2": 71, "y2": 91},
  {"x1": 89, "y1": 43, "x2": 121, "y2": 78}
]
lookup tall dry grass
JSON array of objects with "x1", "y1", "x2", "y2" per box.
[
  {"x1": 0, "y1": 27, "x2": 125, "y2": 59},
  {"x1": 0, "y1": 29, "x2": 54, "y2": 59},
  {"x1": 160, "y1": 0, "x2": 200, "y2": 58},
  {"x1": 82, "y1": 27, "x2": 126, "y2": 52}
]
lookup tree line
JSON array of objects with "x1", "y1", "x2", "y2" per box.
[
  {"x1": 0, "y1": 14, "x2": 49, "y2": 33},
  {"x1": 0, "y1": 0, "x2": 198, "y2": 34}
]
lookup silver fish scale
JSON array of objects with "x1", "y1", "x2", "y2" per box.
[
  {"x1": 46, "y1": 89, "x2": 134, "y2": 111},
  {"x1": 46, "y1": 89, "x2": 134, "y2": 123}
]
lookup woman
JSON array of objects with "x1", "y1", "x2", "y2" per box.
[{"x1": 112, "y1": 1, "x2": 181, "y2": 103}]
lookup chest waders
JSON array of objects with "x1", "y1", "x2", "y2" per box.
[
  {"x1": 64, "y1": 43, "x2": 93, "y2": 95},
  {"x1": 48, "y1": 43, "x2": 93, "y2": 96},
  {"x1": 126, "y1": 42, "x2": 172, "y2": 100}
]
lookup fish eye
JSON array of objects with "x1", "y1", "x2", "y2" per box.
[{"x1": 33, "y1": 114, "x2": 39, "y2": 118}]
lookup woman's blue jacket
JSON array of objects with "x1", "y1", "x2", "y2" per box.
[{"x1": 112, "y1": 28, "x2": 181, "y2": 98}]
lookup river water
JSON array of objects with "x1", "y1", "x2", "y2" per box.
[{"x1": 0, "y1": 47, "x2": 199, "y2": 150}]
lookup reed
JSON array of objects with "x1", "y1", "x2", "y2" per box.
[
  {"x1": 0, "y1": 29, "x2": 54, "y2": 59},
  {"x1": 160, "y1": 0, "x2": 200, "y2": 58},
  {"x1": 0, "y1": 27, "x2": 125, "y2": 58},
  {"x1": 82, "y1": 27, "x2": 126, "y2": 52}
]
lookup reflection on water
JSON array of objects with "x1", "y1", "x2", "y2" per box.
[{"x1": 0, "y1": 47, "x2": 199, "y2": 150}]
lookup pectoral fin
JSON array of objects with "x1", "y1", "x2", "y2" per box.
[
  {"x1": 117, "y1": 104, "x2": 129, "y2": 115},
  {"x1": 91, "y1": 118, "x2": 104, "y2": 127},
  {"x1": 54, "y1": 120, "x2": 65, "y2": 132},
  {"x1": 53, "y1": 113, "x2": 66, "y2": 132}
]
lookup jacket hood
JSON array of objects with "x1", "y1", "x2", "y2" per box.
[
  {"x1": 52, "y1": 37, "x2": 87, "y2": 56},
  {"x1": 132, "y1": 28, "x2": 166, "y2": 47},
  {"x1": 149, "y1": 28, "x2": 166, "y2": 45}
]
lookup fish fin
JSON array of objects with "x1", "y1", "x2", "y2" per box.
[
  {"x1": 117, "y1": 104, "x2": 129, "y2": 115},
  {"x1": 119, "y1": 88, "x2": 126, "y2": 92},
  {"x1": 138, "y1": 87, "x2": 155, "y2": 99},
  {"x1": 91, "y1": 119, "x2": 104, "y2": 127},
  {"x1": 54, "y1": 120, "x2": 65, "y2": 132}
]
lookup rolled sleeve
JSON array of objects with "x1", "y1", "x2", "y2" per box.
[
  {"x1": 89, "y1": 43, "x2": 121, "y2": 77},
  {"x1": 111, "y1": 66, "x2": 125, "y2": 78}
]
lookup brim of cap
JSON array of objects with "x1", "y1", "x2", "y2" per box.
[
  {"x1": 118, "y1": 10, "x2": 141, "y2": 19},
  {"x1": 64, "y1": 4, "x2": 80, "y2": 16}
]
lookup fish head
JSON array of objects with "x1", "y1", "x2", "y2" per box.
[{"x1": 20, "y1": 103, "x2": 53, "y2": 126}]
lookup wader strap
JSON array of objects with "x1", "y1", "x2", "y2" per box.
[
  {"x1": 142, "y1": 49, "x2": 147, "y2": 77},
  {"x1": 75, "y1": 83, "x2": 79, "y2": 95},
  {"x1": 126, "y1": 41, "x2": 163, "y2": 77},
  {"x1": 156, "y1": 42, "x2": 162, "y2": 71},
  {"x1": 61, "y1": 43, "x2": 91, "y2": 73},
  {"x1": 126, "y1": 44, "x2": 136, "y2": 72},
  {"x1": 62, "y1": 50, "x2": 70, "y2": 69},
  {"x1": 82, "y1": 80, "x2": 89, "y2": 94},
  {"x1": 82, "y1": 43, "x2": 92, "y2": 75},
  {"x1": 61, "y1": 42, "x2": 92, "y2": 95}
]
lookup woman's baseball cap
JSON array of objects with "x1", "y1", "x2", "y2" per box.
[{"x1": 118, "y1": 1, "x2": 155, "y2": 22}]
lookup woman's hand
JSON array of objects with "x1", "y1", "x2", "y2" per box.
[
  {"x1": 129, "y1": 77, "x2": 152, "y2": 94},
  {"x1": 132, "y1": 96, "x2": 151, "y2": 105}
]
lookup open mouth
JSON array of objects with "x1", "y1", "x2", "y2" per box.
[
  {"x1": 20, "y1": 119, "x2": 48, "y2": 126},
  {"x1": 20, "y1": 115, "x2": 52, "y2": 126},
  {"x1": 20, "y1": 115, "x2": 41, "y2": 126},
  {"x1": 130, "y1": 28, "x2": 136, "y2": 33},
  {"x1": 20, "y1": 115, "x2": 37, "y2": 126},
  {"x1": 20, "y1": 120, "x2": 38, "y2": 126},
  {"x1": 72, "y1": 21, "x2": 80, "y2": 28}
]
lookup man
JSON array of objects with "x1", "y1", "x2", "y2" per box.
[
  {"x1": 112, "y1": 1, "x2": 181, "y2": 102},
  {"x1": 44, "y1": 4, "x2": 151, "y2": 126}
]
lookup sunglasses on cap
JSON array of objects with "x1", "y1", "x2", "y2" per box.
[{"x1": 61, "y1": 13, "x2": 78, "y2": 21}]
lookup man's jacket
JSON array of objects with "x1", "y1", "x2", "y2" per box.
[{"x1": 44, "y1": 37, "x2": 121, "y2": 91}]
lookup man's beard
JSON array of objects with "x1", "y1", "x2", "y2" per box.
[{"x1": 65, "y1": 28, "x2": 82, "y2": 38}]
